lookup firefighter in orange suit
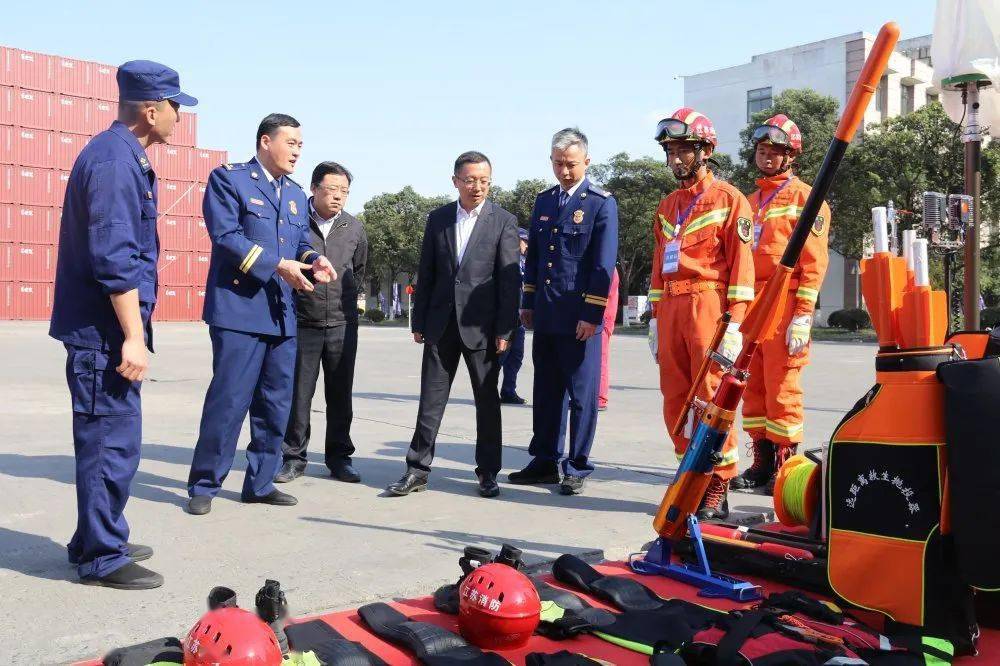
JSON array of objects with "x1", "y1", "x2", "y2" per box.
[
  {"x1": 648, "y1": 108, "x2": 755, "y2": 520},
  {"x1": 732, "y1": 114, "x2": 829, "y2": 494}
]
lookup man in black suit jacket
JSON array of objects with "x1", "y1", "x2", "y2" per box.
[{"x1": 387, "y1": 151, "x2": 520, "y2": 497}]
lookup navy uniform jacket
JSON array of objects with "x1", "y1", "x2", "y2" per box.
[
  {"x1": 521, "y1": 179, "x2": 619, "y2": 336},
  {"x1": 49, "y1": 121, "x2": 159, "y2": 350},
  {"x1": 201, "y1": 158, "x2": 319, "y2": 337}
]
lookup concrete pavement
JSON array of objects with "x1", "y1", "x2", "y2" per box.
[{"x1": 0, "y1": 321, "x2": 877, "y2": 664}]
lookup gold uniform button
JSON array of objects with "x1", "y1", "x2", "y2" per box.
[
  {"x1": 279, "y1": 219, "x2": 284, "y2": 225},
  {"x1": 549, "y1": 245, "x2": 555, "y2": 251},
  {"x1": 547, "y1": 262, "x2": 553, "y2": 267},
  {"x1": 552, "y1": 227, "x2": 559, "y2": 233},
  {"x1": 545, "y1": 279, "x2": 551, "y2": 285},
  {"x1": 233, "y1": 279, "x2": 239, "y2": 285},
  {"x1": 279, "y1": 238, "x2": 285, "y2": 244}
]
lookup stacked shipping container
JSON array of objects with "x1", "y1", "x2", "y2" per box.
[{"x1": 0, "y1": 46, "x2": 225, "y2": 321}]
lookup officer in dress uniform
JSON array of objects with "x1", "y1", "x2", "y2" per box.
[
  {"x1": 49, "y1": 61, "x2": 197, "y2": 589},
  {"x1": 186, "y1": 114, "x2": 336, "y2": 515},
  {"x1": 509, "y1": 128, "x2": 619, "y2": 496}
]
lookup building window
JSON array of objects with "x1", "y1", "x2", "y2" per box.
[
  {"x1": 875, "y1": 75, "x2": 888, "y2": 114},
  {"x1": 902, "y1": 84, "x2": 914, "y2": 115},
  {"x1": 747, "y1": 87, "x2": 772, "y2": 122},
  {"x1": 927, "y1": 91, "x2": 939, "y2": 105}
]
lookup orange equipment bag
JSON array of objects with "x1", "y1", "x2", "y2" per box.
[{"x1": 825, "y1": 346, "x2": 977, "y2": 654}]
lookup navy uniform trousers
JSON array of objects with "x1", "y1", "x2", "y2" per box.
[
  {"x1": 528, "y1": 332, "x2": 601, "y2": 478},
  {"x1": 187, "y1": 326, "x2": 296, "y2": 500},
  {"x1": 64, "y1": 344, "x2": 143, "y2": 578}
]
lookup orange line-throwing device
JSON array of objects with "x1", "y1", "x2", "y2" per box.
[
  {"x1": 860, "y1": 207, "x2": 908, "y2": 348},
  {"x1": 631, "y1": 21, "x2": 900, "y2": 601}
]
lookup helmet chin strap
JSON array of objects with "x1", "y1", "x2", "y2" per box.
[{"x1": 673, "y1": 143, "x2": 707, "y2": 184}]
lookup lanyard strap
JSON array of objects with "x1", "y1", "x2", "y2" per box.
[
  {"x1": 754, "y1": 176, "x2": 796, "y2": 224},
  {"x1": 673, "y1": 182, "x2": 714, "y2": 237}
]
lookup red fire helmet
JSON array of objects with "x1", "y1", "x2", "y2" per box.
[{"x1": 458, "y1": 562, "x2": 541, "y2": 650}]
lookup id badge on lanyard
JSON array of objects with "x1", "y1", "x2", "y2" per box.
[
  {"x1": 753, "y1": 177, "x2": 795, "y2": 250},
  {"x1": 661, "y1": 189, "x2": 707, "y2": 275}
]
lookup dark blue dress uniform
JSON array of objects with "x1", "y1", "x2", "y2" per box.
[
  {"x1": 187, "y1": 157, "x2": 319, "y2": 501},
  {"x1": 522, "y1": 179, "x2": 618, "y2": 477},
  {"x1": 48, "y1": 59, "x2": 197, "y2": 581}
]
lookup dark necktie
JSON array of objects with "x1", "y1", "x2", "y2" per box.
[{"x1": 559, "y1": 191, "x2": 569, "y2": 210}]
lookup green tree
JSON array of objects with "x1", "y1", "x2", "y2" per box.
[
  {"x1": 361, "y1": 186, "x2": 450, "y2": 290},
  {"x1": 590, "y1": 152, "x2": 676, "y2": 301},
  {"x1": 490, "y1": 178, "x2": 551, "y2": 226},
  {"x1": 730, "y1": 88, "x2": 840, "y2": 193}
]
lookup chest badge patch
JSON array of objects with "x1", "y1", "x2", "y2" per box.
[
  {"x1": 737, "y1": 217, "x2": 753, "y2": 243},
  {"x1": 249, "y1": 197, "x2": 264, "y2": 206},
  {"x1": 540, "y1": 215, "x2": 549, "y2": 222},
  {"x1": 573, "y1": 209, "x2": 584, "y2": 224},
  {"x1": 289, "y1": 200, "x2": 298, "y2": 215},
  {"x1": 812, "y1": 215, "x2": 826, "y2": 236}
]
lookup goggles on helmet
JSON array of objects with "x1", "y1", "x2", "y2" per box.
[{"x1": 752, "y1": 124, "x2": 793, "y2": 148}]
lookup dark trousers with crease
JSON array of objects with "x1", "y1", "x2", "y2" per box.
[
  {"x1": 283, "y1": 323, "x2": 358, "y2": 470},
  {"x1": 406, "y1": 315, "x2": 502, "y2": 478}
]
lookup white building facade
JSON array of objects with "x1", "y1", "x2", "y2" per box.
[{"x1": 685, "y1": 32, "x2": 937, "y2": 321}]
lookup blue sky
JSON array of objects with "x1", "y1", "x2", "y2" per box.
[{"x1": 2, "y1": 1, "x2": 934, "y2": 212}]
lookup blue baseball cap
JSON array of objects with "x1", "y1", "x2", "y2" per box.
[
  {"x1": 117, "y1": 60, "x2": 198, "y2": 106},
  {"x1": 517, "y1": 227, "x2": 529, "y2": 241}
]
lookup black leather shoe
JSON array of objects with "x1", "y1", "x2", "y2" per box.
[
  {"x1": 81, "y1": 562, "x2": 164, "y2": 590},
  {"x1": 187, "y1": 495, "x2": 212, "y2": 515},
  {"x1": 243, "y1": 489, "x2": 298, "y2": 506},
  {"x1": 275, "y1": 461, "x2": 305, "y2": 484},
  {"x1": 477, "y1": 474, "x2": 500, "y2": 498},
  {"x1": 69, "y1": 542, "x2": 152, "y2": 565},
  {"x1": 500, "y1": 393, "x2": 527, "y2": 405},
  {"x1": 560, "y1": 475, "x2": 586, "y2": 495},
  {"x1": 508, "y1": 460, "x2": 560, "y2": 485},
  {"x1": 386, "y1": 473, "x2": 428, "y2": 496},
  {"x1": 330, "y1": 462, "x2": 361, "y2": 483}
]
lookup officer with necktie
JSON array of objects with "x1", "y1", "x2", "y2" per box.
[
  {"x1": 508, "y1": 128, "x2": 619, "y2": 496},
  {"x1": 186, "y1": 114, "x2": 336, "y2": 515}
]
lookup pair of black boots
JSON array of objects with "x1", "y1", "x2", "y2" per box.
[{"x1": 731, "y1": 439, "x2": 796, "y2": 495}]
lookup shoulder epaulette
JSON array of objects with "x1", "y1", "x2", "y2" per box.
[
  {"x1": 285, "y1": 175, "x2": 303, "y2": 190},
  {"x1": 587, "y1": 183, "x2": 611, "y2": 198},
  {"x1": 222, "y1": 162, "x2": 249, "y2": 171},
  {"x1": 538, "y1": 185, "x2": 559, "y2": 198}
]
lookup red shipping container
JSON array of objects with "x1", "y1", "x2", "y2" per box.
[
  {"x1": 55, "y1": 132, "x2": 89, "y2": 170},
  {"x1": 0, "y1": 165, "x2": 12, "y2": 203},
  {"x1": 148, "y1": 144, "x2": 192, "y2": 180},
  {"x1": 191, "y1": 217, "x2": 212, "y2": 252},
  {"x1": 90, "y1": 99, "x2": 115, "y2": 134},
  {"x1": 53, "y1": 57, "x2": 91, "y2": 97},
  {"x1": 0, "y1": 85, "x2": 12, "y2": 125},
  {"x1": 13, "y1": 281, "x2": 53, "y2": 320},
  {"x1": 192, "y1": 286, "x2": 206, "y2": 321},
  {"x1": 91, "y1": 63, "x2": 117, "y2": 101},
  {"x1": 158, "y1": 179, "x2": 199, "y2": 217},
  {"x1": 172, "y1": 112, "x2": 196, "y2": 147},
  {"x1": 0, "y1": 204, "x2": 57, "y2": 244},
  {"x1": 190, "y1": 251, "x2": 210, "y2": 286},
  {"x1": 10, "y1": 127, "x2": 54, "y2": 168},
  {"x1": 53, "y1": 94, "x2": 90, "y2": 134},
  {"x1": 53, "y1": 170, "x2": 70, "y2": 207},
  {"x1": 0, "y1": 48, "x2": 11, "y2": 87},
  {"x1": 158, "y1": 250, "x2": 190, "y2": 285},
  {"x1": 7, "y1": 166, "x2": 54, "y2": 206},
  {"x1": 7, "y1": 50, "x2": 53, "y2": 92},
  {"x1": 0, "y1": 281, "x2": 11, "y2": 319},
  {"x1": 192, "y1": 149, "x2": 227, "y2": 181},
  {"x1": 12, "y1": 88, "x2": 54, "y2": 130},
  {"x1": 153, "y1": 285, "x2": 190, "y2": 322},
  {"x1": 157, "y1": 215, "x2": 190, "y2": 250},
  {"x1": 9, "y1": 242, "x2": 54, "y2": 281},
  {"x1": 0, "y1": 125, "x2": 9, "y2": 163}
]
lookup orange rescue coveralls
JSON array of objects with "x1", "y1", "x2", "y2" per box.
[
  {"x1": 742, "y1": 173, "x2": 830, "y2": 447},
  {"x1": 649, "y1": 171, "x2": 755, "y2": 479}
]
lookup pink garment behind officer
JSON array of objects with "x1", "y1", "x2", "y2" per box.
[{"x1": 599, "y1": 268, "x2": 620, "y2": 409}]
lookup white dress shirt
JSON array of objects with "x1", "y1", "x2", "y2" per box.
[
  {"x1": 561, "y1": 178, "x2": 585, "y2": 200},
  {"x1": 455, "y1": 199, "x2": 485, "y2": 263},
  {"x1": 310, "y1": 202, "x2": 341, "y2": 239},
  {"x1": 257, "y1": 160, "x2": 281, "y2": 199}
]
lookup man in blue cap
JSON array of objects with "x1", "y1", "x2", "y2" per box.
[
  {"x1": 50, "y1": 60, "x2": 196, "y2": 589},
  {"x1": 499, "y1": 226, "x2": 530, "y2": 405},
  {"x1": 185, "y1": 114, "x2": 336, "y2": 515}
]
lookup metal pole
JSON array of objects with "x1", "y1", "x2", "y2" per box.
[
  {"x1": 962, "y1": 83, "x2": 983, "y2": 329},
  {"x1": 944, "y1": 252, "x2": 955, "y2": 331}
]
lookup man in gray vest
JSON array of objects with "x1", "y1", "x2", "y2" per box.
[{"x1": 276, "y1": 162, "x2": 368, "y2": 484}]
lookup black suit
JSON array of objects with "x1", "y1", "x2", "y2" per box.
[{"x1": 407, "y1": 199, "x2": 520, "y2": 477}]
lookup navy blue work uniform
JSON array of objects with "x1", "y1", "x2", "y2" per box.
[
  {"x1": 49, "y1": 121, "x2": 158, "y2": 579},
  {"x1": 522, "y1": 179, "x2": 618, "y2": 477},
  {"x1": 500, "y1": 229, "x2": 528, "y2": 398},
  {"x1": 187, "y1": 158, "x2": 319, "y2": 500}
]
